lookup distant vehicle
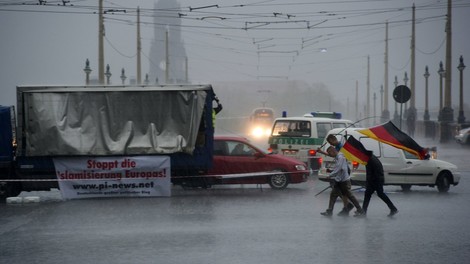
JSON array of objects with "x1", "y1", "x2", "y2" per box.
[
  {"x1": 207, "y1": 136, "x2": 309, "y2": 189},
  {"x1": 317, "y1": 128, "x2": 461, "y2": 193},
  {"x1": 455, "y1": 127, "x2": 470, "y2": 145},
  {"x1": 268, "y1": 112, "x2": 354, "y2": 171},
  {"x1": 248, "y1": 107, "x2": 275, "y2": 138}
]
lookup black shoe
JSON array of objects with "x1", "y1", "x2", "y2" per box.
[
  {"x1": 354, "y1": 209, "x2": 366, "y2": 217},
  {"x1": 388, "y1": 209, "x2": 398, "y2": 217},
  {"x1": 337, "y1": 209, "x2": 349, "y2": 216},
  {"x1": 321, "y1": 210, "x2": 332, "y2": 217}
]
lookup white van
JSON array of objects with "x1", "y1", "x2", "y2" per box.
[
  {"x1": 317, "y1": 128, "x2": 460, "y2": 192},
  {"x1": 268, "y1": 112, "x2": 354, "y2": 171}
]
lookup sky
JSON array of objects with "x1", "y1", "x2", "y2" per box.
[{"x1": 1, "y1": 0, "x2": 470, "y2": 120}]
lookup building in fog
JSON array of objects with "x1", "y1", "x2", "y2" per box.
[{"x1": 148, "y1": 0, "x2": 187, "y2": 84}]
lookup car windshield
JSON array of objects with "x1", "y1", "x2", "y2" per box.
[{"x1": 271, "y1": 120, "x2": 311, "y2": 137}]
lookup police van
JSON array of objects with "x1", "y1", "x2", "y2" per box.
[
  {"x1": 268, "y1": 112, "x2": 354, "y2": 171},
  {"x1": 317, "y1": 127, "x2": 460, "y2": 192}
]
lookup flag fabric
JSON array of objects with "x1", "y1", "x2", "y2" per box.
[
  {"x1": 358, "y1": 121, "x2": 427, "y2": 160},
  {"x1": 340, "y1": 136, "x2": 370, "y2": 165}
]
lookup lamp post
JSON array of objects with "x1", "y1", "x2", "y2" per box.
[
  {"x1": 373, "y1": 92, "x2": 377, "y2": 125},
  {"x1": 423, "y1": 66, "x2": 432, "y2": 138},
  {"x1": 120, "y1": 68, "x2": 126, "y2": 85},
  {"x1": 105, "y1": 64, "x2": 112, "y2": 85},
  {"x1": 457, "y1": 55, "x2": 466, "y2": 124},
  {"x1": 423, "y1": 66, "x2": 430, "y2": 121},
  {"x1": 438, "y1": 61, "x2": 445, "y2": 121},
  {"x1": 144, "y1": 73, "x2": 150, "y2": 85},
  {"x1": 380, "y1": 85, "x2": 384, "y2": 121},
  {"x1": 83, "y1": 59, "x2": 92, "y2": 85}
]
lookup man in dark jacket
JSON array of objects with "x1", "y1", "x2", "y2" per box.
[{"x1": 359, "y1": 151, "x2": 398, "y2": 217}]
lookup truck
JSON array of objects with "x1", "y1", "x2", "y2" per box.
[{"x1": 0, "y1": 84, "x2": 218, "y2": 200}]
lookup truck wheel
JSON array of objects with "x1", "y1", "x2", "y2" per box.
[
  {"x1": 268, "y1": 170, "x2": 289, "y2": 189},
  {"x1": 436, "y1": 172, "x2": 451, "y2": 193},
  {"x1": 401, "y1": 184, "x2": 412, "y2": 192},
  {"x1": 0, "y1": 182, "x2": 22, "y2": 200}
]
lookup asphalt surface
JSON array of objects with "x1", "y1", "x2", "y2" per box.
[{"x1": 1, "y1": 139, "x2": 469, "y2": 264}]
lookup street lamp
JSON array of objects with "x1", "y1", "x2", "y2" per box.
[
  {"x1": 380, "y1": 85, "x2": 384, "y2": 117},
  {"x1": 423, "y1": 66, "x2": 430, "y2": 121},
  {"x1": 120, "y1": 68, "x2": 126, "y2": 85},
  {"x1": 457, "y1": 55, "x2": 466, "y2": 124},
  {"x1": 83, "y1": 59, "x2": 92, "y2": 85},
  {"x1": 105, "y1": 64, "x2": 112, "y2": 85},
  {"x1": 438, "y1": 61, "x2": 445, "y2": 121},
  {"x1": 373, "y1": 92, "x2": 377, "y2": 125},
  {"x1": 144, "y1": 73, "x2": 150, "y2": 85}
]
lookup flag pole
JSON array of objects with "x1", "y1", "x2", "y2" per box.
[
  {"x1": 314, "y1": 185, "x2": 332, "y2": 197},
  {"x1": 318, "y1": 115, "x2": 382, "y2": 149}
]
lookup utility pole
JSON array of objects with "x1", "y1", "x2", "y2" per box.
[
  {"x1": 98, "y1": 0, "x2": 104, "y2": 84},
  {"x1": 367, "y1": 56, "x2": 370, "y2": 123},
  {"x1": 136, "y1": 6, "x2": 142, "y2": 84},
  {"x1": 383, "y1": 21, "x2": 390, "y2": 122},
  {"x1": 407, "y1": 3, "x2": 417, "y2": 137},
  {"x1": 440, "y1": 0, "x2": 454, "y2": 142},
  {"x1": 410, "y1": 4, "x2": 416, "y2": 110}
]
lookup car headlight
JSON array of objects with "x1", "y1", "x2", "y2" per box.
[
  {"x1": 295, "y1": 164, "x2": 307, "y2": 170},
  {"x1": 252, "y1": 127, "x2": 263, "y2": 137}
]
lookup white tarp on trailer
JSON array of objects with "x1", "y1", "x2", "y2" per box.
[{"x1": 19, "y1": 85, "x2": 209, "y2": 156}]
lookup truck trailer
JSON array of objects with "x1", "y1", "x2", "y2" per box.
[{"x1": 0, "y1": 84, "x2": 217, "y2": 199}]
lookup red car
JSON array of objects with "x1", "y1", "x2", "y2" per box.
[{"x1": 207, "y1": 136, "x2": 309, "y2": 189}]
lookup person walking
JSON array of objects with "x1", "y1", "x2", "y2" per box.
[
  {"x1": 321, "y1": 146, "x2": 364, "y2": 217},
  {"x1": 359, "y1": 151, "x2": 398, "y2": 217},
  {"x1": 318, "y1": 134, "x2": 354, "y2": 216}
]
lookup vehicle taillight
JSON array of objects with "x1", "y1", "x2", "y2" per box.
[
  {"x1": 308, "y1": 149, "x2": 316, "y2": 156},
  {"x1": 352, "y1": 161, "x2": 359, "y2": 170},
  {"x1": 319, "y1": 157, "x2": 323, "y2": 166},
  {"x1": 269, "y1": 144, "x2": 278, "y2": 154}
]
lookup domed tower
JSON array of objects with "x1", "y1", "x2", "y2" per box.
[{"x1": 149, "y1": 0, "x2": 187, "y2": 84}]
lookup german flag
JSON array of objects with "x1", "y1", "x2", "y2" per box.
[
  {"x1": 358, "y1": 121, "x2": 427, "y2": 160},
  {"x1": 340, "y1": 136, "x2": 370, "y2": 165}
]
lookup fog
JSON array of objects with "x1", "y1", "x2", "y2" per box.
[{"x1": 1, "y1": 0, "x2": 469, "y2": 123}]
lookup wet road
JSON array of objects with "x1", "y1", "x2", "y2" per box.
[{"x1": 1, "y1": 141, "x2": 469, "y2": 264}]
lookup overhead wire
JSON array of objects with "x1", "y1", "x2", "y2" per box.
[{"x1": 1, "y1": 0, "x2": 468, "y2": 83}]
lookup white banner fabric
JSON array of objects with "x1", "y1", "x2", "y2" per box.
[{"x1": 53, "y1": 156, "x2": 171, "y2": 199}]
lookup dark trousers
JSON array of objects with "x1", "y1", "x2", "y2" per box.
[
  {"x1": 337, "y1": 180, "x2": 362, "y2": 210},
  {"x1": 362, "y1": 183, "x2": 397, "y2": 213}
]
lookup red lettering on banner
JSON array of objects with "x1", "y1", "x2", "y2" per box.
[
  {"x1": 86, "y1": 160, "x2": 119, "y2": 170},
  {"x1": 121, "y1": 159, "x2": 136, "y2": 168}
]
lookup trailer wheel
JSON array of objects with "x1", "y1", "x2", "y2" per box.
[
  {"x1": 401, "y1": 184, "x2": 412, "y2": 192},
  {"x1": 0, "y1": 182, "x2": 22, "y2": 200},
  {"x1": 268, "y1": 170, "x2": 289, "y2": 189}
]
